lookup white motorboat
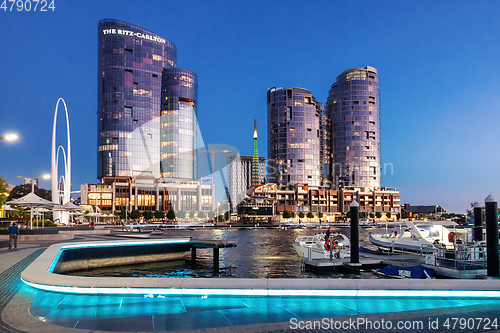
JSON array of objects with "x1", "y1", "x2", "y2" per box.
[
  {"x1": 369, "y1": 220, "x2": 472, "y2": 253},
  {"x1": 293, "y1": 233, "x2": 350, "y2": 260}
]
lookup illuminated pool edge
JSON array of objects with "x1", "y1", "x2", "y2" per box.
[
  {"x1": 21, "y1": 278, "x2": 500, "y2": 298},
  {"x1": 21, "y1": 239, "x2": 500, "y2": 299},
  {"x1": 47, "y1": 238, "x2": 191, "y2": 273}
]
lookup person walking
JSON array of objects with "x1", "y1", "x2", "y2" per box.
[{"x1": 8, "y1": 222, "x2": 20, "y2": 250}]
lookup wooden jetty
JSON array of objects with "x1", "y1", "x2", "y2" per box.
[{"x1": 190, "y1": 239, "x2": 237, "y2": 271}]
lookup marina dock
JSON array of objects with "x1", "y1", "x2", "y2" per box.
[
  {"x1": 303, "y1": 248, "x2": 488, "y2": 278},
  {"x1": 190, "y1": 238, "x2": 237, "y2": 271},
  {"x1": 303, "y1": 251, "x2": 384, "y2": 271}
]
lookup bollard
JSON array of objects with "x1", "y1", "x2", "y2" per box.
[
  {"x1": 485, "y1": 194, "x2": 499, "y2": 277},
  {"x1": 350, "y1": 201, "x2": 360, "y2": 264},
  {"x1": 213, "y1": 248, "x2": 219, "y2": 273},
  {"x1": 473, "y1": 202, "x2": 483, "y2": 242}
]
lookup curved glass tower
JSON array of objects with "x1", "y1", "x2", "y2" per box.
[
  {"x1": 97, "y1": 19, "x2": 177, "y2": 179},
  {"x1": 267, "y1": 87, "x2": 321, "y2": 188},
  {"x1": 160, "y1": 68, "x2": 198, "y2": 179},
  {"x1": 326, "y1": 66, "x2": 381, "y2": 190}
]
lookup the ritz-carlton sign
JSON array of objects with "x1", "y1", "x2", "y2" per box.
[{"x1": 102, "y1": 29, "x2": 166, "y2": 44}]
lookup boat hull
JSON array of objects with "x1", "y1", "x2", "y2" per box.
[{"x1": 369, "y1": 233, "x2": 436, "y2": 253}]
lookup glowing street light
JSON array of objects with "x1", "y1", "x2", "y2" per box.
[
  {"x1": 0, "y1": 133, "x2": 19, "y2": 142},
  {"x1": 16, "y1": 174, "x2": 51, "y2": 193}
]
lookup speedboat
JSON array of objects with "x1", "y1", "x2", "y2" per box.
[
  {"x1": 369, "y1": 220, "x2": 472, "y2": 253},
  {"x1": 293, "y1": 233, "x2": 350, "y2": 260}
]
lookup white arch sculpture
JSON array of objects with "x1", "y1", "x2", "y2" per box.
[{"x1": 51, "y1": 98, "x2": 71, "y2": 225}]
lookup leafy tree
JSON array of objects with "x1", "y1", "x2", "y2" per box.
[
  {"x1": 298, "y1": 212, "x2": 305, "y2": 218},
  {"x1": 282, "y1": 210, "x2": 289, "y2": 218},
  {"x1": 318, "y1": 212, "x2": 323, "y2": 218},
  {"x1": 346, "y1": 211, "x2": 351, "y2": 218},
  {"x1": 189, "y1": 211, "x2": 195, "y2": 219},
  {"x1": 287, "y1": 184, "x2": 294, "y2": 191},
  {"x1": 386, "y1": 212, "x2": 392, "y2": 219},
  {"x1": 7, "y1": 184, "x2": 51, "y2": 201},
  {"x1": 142, "y1": 210, "x2": 154, "y2": 220},
  {"x1": 396, "y1": 213, "x2": 401, "y2": 220},
  {"x1": 369, "y1": 213, "x2": 375, "y2": 218},
  {"x1": 402, "y1": 211, "x2": 408, "y2": 219},
  {"x1": 120, "y1": 209, "x2": 127, "y2": 219},
  {"x1": 375, "y1": 212, "x2": 382, "y2": 219},
  {"x1": 307, "y1": 212, "x2": 314, "y2": 219},
  {"x1": 130, "y1": 209, "x2": 141, "y2": 219},
  {"x1": 289, "y1": 211, "x2": 295, "y2": 218},
  {"x1": 0, "y1": 176, "x2": 8, "y2": 206},
  {"x1": 208, "y1": 211, "x2": 216, "y2": 219},
  {"x1": 198, "y1": 211, "x2": 206, "y2": 219},
  {"x1": 359, "y1": 212, "x2": 366, "y2": 218},
  {"x1": 166, "y1": 209, "x2": 175, "y2": 220},
  {"x1": 155, "y1": 210, "x2": 165, "y2": 219},
  {"x1": 177, "y1": 210, "x2": 186, "y2": 219}
]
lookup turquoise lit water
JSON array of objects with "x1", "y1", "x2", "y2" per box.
[{"x1": 23, "y1": 283, "x2": 500, "y2": 332}]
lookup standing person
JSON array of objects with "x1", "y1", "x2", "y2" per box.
[
  {"x1": 325, "y1": 225, "x2": 331, "y2": 241},
  {"x1": 8, "y1": 222, "x2": 20, "y2": 250}
]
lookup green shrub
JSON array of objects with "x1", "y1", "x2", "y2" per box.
[{"x1": 166, "y1": 209, "x2": 176, "y2": 220}]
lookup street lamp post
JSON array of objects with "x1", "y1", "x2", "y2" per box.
[
  {"x1": 0, "y1": 133, "x2": 19, "y2": 142},
  {"x1": 125, "y1": 202, "x2": 128, "y2": 225},
  {"x1": 16, "y1": 174, "x2": 51, "y2": 193}
]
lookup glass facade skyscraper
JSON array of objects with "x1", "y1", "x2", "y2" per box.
[
  {"x1": 97, "y1": 19, "x2": 177, "y2": 179},
  {"x1": 326, "y1": 66, "x2": 381, "y2": 190},
  {"x1": 160, "y1": 68, "x2": 198, "y2": 179},
  {"x1": 267, "y1": 87, "x2": 321, "y2": 188}
]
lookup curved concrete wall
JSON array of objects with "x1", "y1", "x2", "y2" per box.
[{"x1": 21, "y1": 238, "x2": 500, "y2": 297}]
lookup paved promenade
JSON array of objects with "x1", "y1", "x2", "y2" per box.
[{"x1": 2, "y1": 234, "x2": 500, "y2": 332}]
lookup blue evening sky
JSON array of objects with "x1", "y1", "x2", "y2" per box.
[{"x1": 1, "y1": 0, "x2": 499, "y2": 213}]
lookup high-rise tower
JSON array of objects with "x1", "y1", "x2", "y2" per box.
[
  {"x1": 267, "y1": 87, "x2": 321, "y2": 188},
  {"x1": 97, "y1": 19, "x2": 177, "y2": 179},
  {"x1": 326, "y1": 66, "x2": 381, "y2": 190},
  {"x1": 160, "y1": 68, "x2": 198, "y2": 179},
  {"x1": 251, "y1": 117, "x2": 259, "y2": 187}
]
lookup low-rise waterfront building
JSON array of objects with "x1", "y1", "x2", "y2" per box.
[
  {"x1": 402, "y1": 204, "x2": 446, "y2": 220},
  {"x1": 81, "y1": 173, "x2": 214, "y2": 215},
  {"x1": 246, "y1": 183, "x2": 401, "y2": 220},
  {"x1": 236, "y1": 196, "x2": 277, "y2": 223}
]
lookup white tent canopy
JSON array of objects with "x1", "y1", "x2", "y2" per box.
[
  {"x1": 3, "y1": 205, "x2": 17, "y2": 211},
  {"x1": 6, "y1": 193, "x2": 55, "y2": 229},
  {"x1": 53, "y1": 202, "x2": 84, "y2": 212}
]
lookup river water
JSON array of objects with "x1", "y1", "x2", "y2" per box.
[{"x1": 67, "y1": 226, "x2": 381, "y2": 279}]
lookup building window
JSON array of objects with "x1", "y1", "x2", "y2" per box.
[{"x1": 124, "y1": 106, "x2": 132, "y2": 117}]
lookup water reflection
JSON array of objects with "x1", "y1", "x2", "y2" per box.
[{"x1": 66, "y1": 227, "x2": 378, "y2": 279}]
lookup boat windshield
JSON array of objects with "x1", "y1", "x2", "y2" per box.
[{"x1": 417, "y1": 226, "x2": 440, "y2": 238}]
